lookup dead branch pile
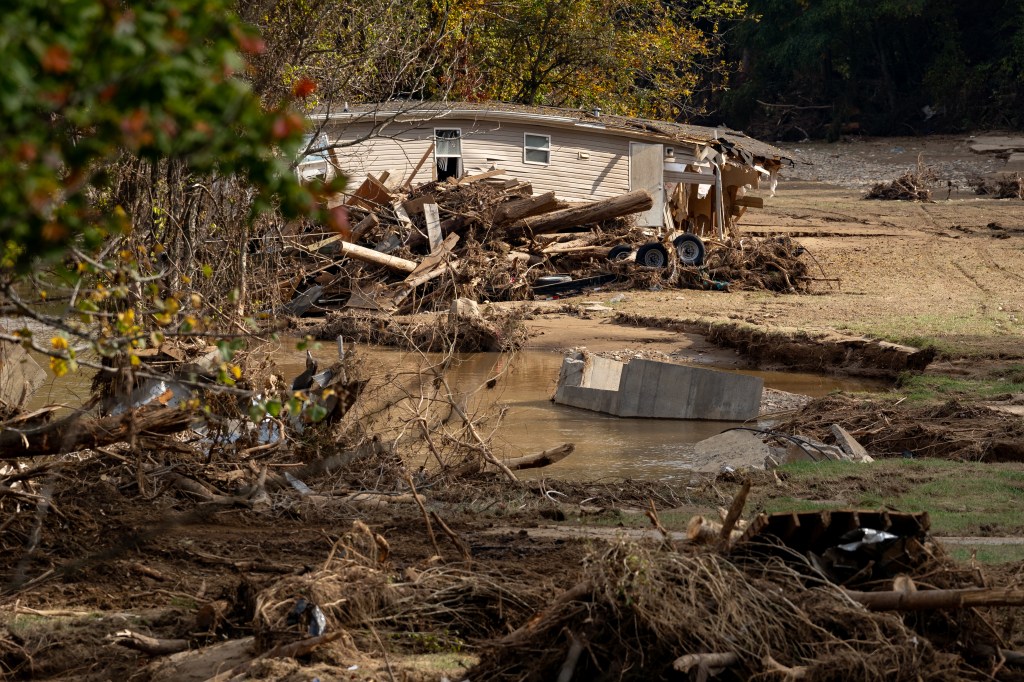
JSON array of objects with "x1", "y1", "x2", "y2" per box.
[
  {"x1": 969, "y1": 173, "x2": 1024, "y2": 199},
  {"x1": 774, "y1": 395, "x2": 1024, "y2": 461},
  {"x1": 865, "y1": 166, "x2": 939, "y2": 201},
  {"x1": 252, "y1": 520, "x2": 545, "y2": 652},
  {"x1": 311, "y1": 300, "x2": 529, "y2": 353},
  {"x1": 469, "y1": 542, "x2": 966, "y2": 681},
  {"x1": 697, "y1": 236, "x2": 811, "y2": 292}
]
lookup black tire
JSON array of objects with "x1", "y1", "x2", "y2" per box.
[
  {"x1": 635, "y1": 242, "x2": 669, "y2": 268},
  {"x1": 535, "y1": 274, "x2": 572, "y2": 286},
  {"x1": 607, "y1": 244, "x2": 633, "y2": 262},
  {"x1": 673, "y1": 233, "x2": 706, "y2": 266}
]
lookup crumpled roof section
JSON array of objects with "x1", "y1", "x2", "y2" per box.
[{"x1": 317, "y1": 101, "x2": 793, "y2": 165}]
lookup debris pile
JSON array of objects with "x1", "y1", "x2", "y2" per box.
[
  {"x1": 969, "y1": 173, "x2": 1024, "y2": 199},
  {"x1": 275, "y1": 169, "x2": 819, "y2": 342},
  {"x1": 865, "y1": 164, "x2": 939, "y2": 201},
  {"x1": 776, "y1": 395, "x2": 1024, "y2": 461}
]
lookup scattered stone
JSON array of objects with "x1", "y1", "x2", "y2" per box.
[{"x1": 830, "y1": 424, "x2": 875, "y2": 463}]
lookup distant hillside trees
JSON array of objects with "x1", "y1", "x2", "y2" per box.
[{"x1": 719, "y1": 0, "x2": 1024, "y2": 137}]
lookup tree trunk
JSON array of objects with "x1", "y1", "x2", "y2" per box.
[{"x1": 507, "y1": 190, "x2": 652, "y2": 238}]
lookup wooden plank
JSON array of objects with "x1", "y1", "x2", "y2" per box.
[
  {"x1": 405, "y1": 233, "x2": 459, "y2": 279},
  {"x1": 402, "y1": 194, "x2": 436, "y2": 215},
  {"x1": 423, "y1": 202, "x2": 442, "y2": 253},
  {"x1": 337, "y1": 240, "x2": 417, "y2": 273},
  {"x1": 345, "y1": 175, "x2": 392, "y2": 211},
  {"x1": 454, "y1": 169, "x2": 506, "y2": 185},
  {"x1": 734, "y1": 196, "x2": 764, "y2": 208}
]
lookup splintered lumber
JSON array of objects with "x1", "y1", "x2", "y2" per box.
[
  {"x1": 508, "y1": 190, "x2": 652, "y2": 236},
  {"x1": 337, "y1": 240, "x2": 417, "y2": 273},
  {"x1": 0, "y1": 406, "x2": 194, "y2": 459},
  {"x1": 454, "y1": 168, "x2": 506, "y2": 185},
  {"x1": 845, "y1": 587, "x2": 1024, "y2": 611},
  {"x1": 493, "y1": 191, "x2": 557, "y2": 225},
  {"x1": 345, "y1": 175, "x2": 392, "y2": 211},
  {"x1": 348, "y1": 213, "x2": 379, "y2": 242}
]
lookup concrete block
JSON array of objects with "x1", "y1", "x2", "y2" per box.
[{"x1": 552, "y1": 353, "x2": 763, "y2": 421}]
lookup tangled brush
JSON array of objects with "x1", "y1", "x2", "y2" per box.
[
  {"x1": 865, "y1": 163, "x2": 939, "y2": 201},
  {"x1": 253, "y1": 520, "x2": 546, "y2": 653},
  {"x1": 469, "y1": 542, "x2": 966, "y2": 681}
]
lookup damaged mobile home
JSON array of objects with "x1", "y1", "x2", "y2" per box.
[{"x1": 301, "y1": 102, "x2": 793, "y2": 239}]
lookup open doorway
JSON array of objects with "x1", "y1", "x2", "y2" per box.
[{"x1": 435, "y1": 129, "x2": 462, "y2": 181}]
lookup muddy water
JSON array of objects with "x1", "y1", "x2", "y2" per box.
[
  {"x1": 284, "y1": 345, "x2": 884, "y2": 481},
  {"x1": 24, "y1": 337, "x2": 882, "y2": 481}
]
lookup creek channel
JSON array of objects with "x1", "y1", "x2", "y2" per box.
[
  {"x1": 279, "y1": 344, "x2": 885, "y2": 481},
  {"x1": 22, "y1": 338, "x2": 883, "y2": 481}
]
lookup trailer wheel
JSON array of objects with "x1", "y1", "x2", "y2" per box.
[
  {"x1": 636, "y1": 242, "x2": 669, "y2": 268},
  {"x1": 607, "y1": 245, "x2": 633, "y2": 262},
  {"x1": 673, "y1": 234, "x2": 706, "y2": 266}
]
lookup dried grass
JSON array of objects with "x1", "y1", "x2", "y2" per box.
[
  {"x1": 469, "y1": 542, "x2": 967, "y2": 681},
  {"x1": 775, "y1": 395, "x2": 1024, "y2": 461}
]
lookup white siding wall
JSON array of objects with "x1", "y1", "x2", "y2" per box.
[{"x1": 326, "y1": 118, "x2": 637, "y2": 201}]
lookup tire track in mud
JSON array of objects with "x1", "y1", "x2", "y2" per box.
[{"x1": 953, "y1": 261, "x2": 992, "y2": 293}]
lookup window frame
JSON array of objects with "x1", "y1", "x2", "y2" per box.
[
  {"x1": 523, "y1": 132, "x2": 551, "y2": 166},
  {"x1": 434, "y1": 128, "x2": 463, "y2": 180}
]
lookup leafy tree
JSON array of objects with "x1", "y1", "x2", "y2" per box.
[
  {"x1": 0, "y1": 0, "x2": 341, "y2": 273},
  {"x1": 0, "y1": 0, "x2": 344, "y2": 407},
  {"x1": 438, "y1": 0, "x2": 747, "y2": 118}
]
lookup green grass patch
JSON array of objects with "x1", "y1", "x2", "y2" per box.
[
  {"x1": 948, "y1": 544, "x2": 1024, "y2": 565},
  {"x1": 754, "y1": 459, "x2": 1024, "y2": 536},
  {"x1": 896, "y1": 372, "x2": 1024, "y2": 403}
]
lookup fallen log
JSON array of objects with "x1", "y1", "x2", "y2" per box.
[
  {"x1": 508, "y1": 190, "x2": 652, "y2": 237},
  {"x1": 504, "y1": 443, "x2": 575, "y2": 471},
  {"x1": 109, "y1": 629, "x2": 190, "y2": 656},
  {"x1": 337, "y1": 240, "x2": 418, "y2": 274},
  {"x1": 493, "y1": 191, "x2": 558, "y2": 225},
  {"x1": 845, "y1": 586, "x2": 1024, "y2": 611},
  {"x1": 0, "y1": 406, "x2": 194, "y2": 459},
  {"x1": 449, "y1": 443, "x2": 575, "y2": 478}
]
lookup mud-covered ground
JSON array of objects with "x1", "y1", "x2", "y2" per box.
[{"x1": 4, "y1": 135, "x2": 1024, "y2": 681}]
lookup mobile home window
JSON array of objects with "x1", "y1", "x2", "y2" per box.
[
  {"x1": 299, "y1": 133, "x2": 330, "y2": 165},
  {"x1": 434, "y1": 129, "x2": 462, "y2": 180},
  {"x1": 524, "y1": 133, "x2": 551, "y2": 165}
]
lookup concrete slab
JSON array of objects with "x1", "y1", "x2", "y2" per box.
[
  {"x1": 691, "y1": 429, "x2": 773, "y2": 472},
  {"x1": 830, "y1": 424, "x2": 874, "y2": 463},
  {"x1": 552, "y1": 352, "x2": 763, "y2": 420}
]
